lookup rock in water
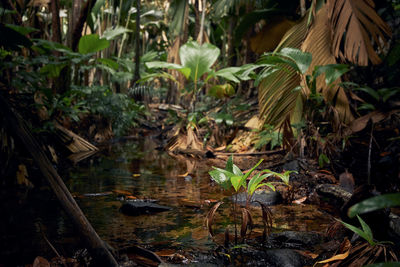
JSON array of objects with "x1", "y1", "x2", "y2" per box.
[
  {"x1": 264, "y1": 249, "x2": 309, "y2": 267},
  {"x1": 235, "y1": 190, "x2": 282, "y2": 206},
  {"x1": 120, "y1": 200, "x2": 172, "y2": 216}
]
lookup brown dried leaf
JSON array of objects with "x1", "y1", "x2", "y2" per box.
[
  {"x1": 250, "y1": 17, "x2": 296, "y2": 54},
  {"x1": 33, "y1": 256, "x2": 50, "y2": 267},
  {"x1": 292, "y1": 196, "x2": 307, "y2": 204},
  {"x1": 240, "y1": 208, "x2": 253, "y2": 239},
  {"x1": 301, "y1": 4, "x2": 353, "y2": 124},
  {"x1": 339, "y1": 170, "x2": 355, "y2": 193},
  {"x1": 315, "y1": 249, "x2": 350, "y2": 265},
  {"x1": 205, "y1": 201, "x2": 223, "y2": 236},
  {"x1": 255, "y1": 201, "x2": 273, "y2": 239},
  {"x1": 327, "y1": 0, "x2": 392, "y2": 65}
]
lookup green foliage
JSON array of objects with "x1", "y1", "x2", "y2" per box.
[
  {"x1": 338, "y1": 216, "x2": 376, "y2": 246},
  {"x1": 209, "y1": 155, "x2": 294, "y2": 197},
  {"x1": 348, "y1": 193, "x2": 400, "y2": 218},
  {"x1": 254, "y1": 124, "x2": 282, "y2": 150},
  {"x1": 72, "y1": 86, "x2": 145, "y2": 136},
  {"x1": 353, "y1": 86, "x2": 400, "y2": 111},
  {"x1": 78, "y1": 34, "x2": 110, "y2": 54},
  {"x1": 261, "y1": 169, "x2": 297, "y2": 187},
  {"x1": 145, "y1": 41, "x2": 248, "y2": 91},
  {"x1": 179, "y1": 41, "x2": 220, "y2": 83},
  {"x1": 318, "y1": 153, "x2": 330, "y2": 168},
  {"x1": 208, "y1": 84, "x2": 235, "y2": 99}
]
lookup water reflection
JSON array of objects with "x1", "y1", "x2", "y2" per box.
[{"x1": 66, "y1": 138, "x2": 332, "y2": 254}]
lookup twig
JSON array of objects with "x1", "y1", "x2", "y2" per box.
[
  {"x1": 367, "y1": 123, "x2": 374, "y2": 185},
  {"x1": 215, "y1": 149, "x2": 285, "y2": 157},
  {"x1": 38, "y1": 223, "x2": 68, "y2": 267}
]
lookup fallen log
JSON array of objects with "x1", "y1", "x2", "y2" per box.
[{"x1": 0, "y1": 95, "x2": 118, "y2": 266}]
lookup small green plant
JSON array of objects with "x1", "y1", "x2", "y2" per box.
[
  {"x1": 338, "y1": 215, "x2": 379, "y2": 246},
  {"x1": 352, "y1": 86, "x2": 400, "y2": 111},
  {"x1": 254, "y1": 124, "x2": 282, "y2": 150},
  {"x1": 206, "y1": 155, "x2": 296, "y2": 245}
]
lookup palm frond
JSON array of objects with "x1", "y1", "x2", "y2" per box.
[
  {"x1": 301, "y1": 4, "x2": 353, "y2": 123},
  {"x1": 258, "y1": 16, "x2": 308, "y2": 128},
  {"x1": 327, "y1": 0, "x2": 392, "y2": 66}
]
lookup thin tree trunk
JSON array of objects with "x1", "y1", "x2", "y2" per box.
[
  {"x1": 0, "y1": 95, "x2": 118, "y2": 267},
  {"x1": 198, "y1": 0, "x2": 206, "y2": 44},
  {"x1": 71, "y1": 0, "x2": 96, "y2": 51},
  {"x1": 133, "y1": 0, "x2": 141, "y2": 83},
  {"x1": 51, "y1": 0, "x2": 62, "y2": 44}
]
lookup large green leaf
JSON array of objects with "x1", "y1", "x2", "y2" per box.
[
  {"x1": 145, "y1": 61, "x2": 191, "y2": 79},
  {"x1": 78, "y1": 34, "x2": 110, "y2": 54},
  {"x1": 97, "y1": 58, "x2": 119, "y2": 70},
  {"x1": 231, "y1": 175, "x2": 244, "y2": 192},
  {"x1": 313, "y1": 64, "x2": 349, "y2": 86},
  {"x1": 179, "y1": 41, "x2": 220, "y2": 83},
  {"x1": 211, "y1": 67, "x2": 241, "y2": 83},
  {"x1": 348, "y1": 193, "x2": 400, "y2": 218},
  {"x1": 247, "y1": 173, "x2": 274, "y2": 196},
  {"x1": 102, "y1": 26, "x2": 132, "y2": 40},
  {"x1": 169, "y1": 0, "x2": 188, "y2": 37},
  {"x1": 209, "y1": 169, "x2": 231, "y2": 190}
]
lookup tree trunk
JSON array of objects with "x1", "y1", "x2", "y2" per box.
[
  {"x1": 0, "y1": 95, "x2": 118, "y2": 267},
  {"x1": 51, "y1": 0, "x2": 62, "y2": 44},
  {"x1": 71, "y1": 0, "x2": 96, "y2": 51},
  {"x1": 133, "y1": 0, "x2": 141, "y2": 83}
]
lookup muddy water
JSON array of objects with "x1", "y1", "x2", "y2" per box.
[{"x1": 66, "y1": 137, "x2": 333, "y2": 257}]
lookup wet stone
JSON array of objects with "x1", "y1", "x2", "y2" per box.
[
  {"x1": 235, "y1": 190, "x2": 282, "y2": 206},
  {"x1": 264, "y1": 249, "x2": 309, "y2": 267},
  {"x1": 120, "y1": 200, "x2": 172, "y2": 216},
  {"x1": 268, "y1": 231, "x2": 323, "y2": 248}
]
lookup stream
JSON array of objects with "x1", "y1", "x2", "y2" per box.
[
  {"x1": 66, "y1": 137, "x2": 333, "y2": 263},
  {"x1": 1, "y1": 136, "x2": 334, "y2": 265}
]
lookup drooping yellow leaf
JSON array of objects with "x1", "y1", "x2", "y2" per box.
[
  {"x1": 301, "y1": 4, "x2": 353, "y2": 124},
  {"x1": 250, "y1": 17, "x2": 296, "y2": 54},
  {"x1": 327, "y1": 0, "x2": 392, "y2": 65}
]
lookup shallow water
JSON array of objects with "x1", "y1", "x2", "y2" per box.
[{"x1": 65, "y1": 137, "x2": 333, "y2": 257}]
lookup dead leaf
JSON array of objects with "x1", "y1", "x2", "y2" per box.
[
  {"x1": 191, "y1": 226, "x2": 208, "y2": 240},
  {"x1": 47, "y1": 145, "x2": 58, "y2": 164},
  {"x1": 250, "y1": 17, "x2": 296, "y2": 54},
  {"x1": 132, "y1": 173, "x2": 141, "y2": 177},
  {"x1": 178, "y1": 172, "x2": 189, "y2": 177},
  {"x1": 155, "y1": 249, "x2": 175, "y2": 257},
  {"x1": 240, "y1": 208, "x2": 253, "y2": 239},
  {"x1": 33, "y1": 256, "x2": 50, "y2": 267},
  {"x1": 205, "y1": 201, "x2": 223, "y2": 236},
  {"x1": 314, "y1": 250, "x2": 350, "y2": 265},
  {"x1": 295, "y1": 250, "x2": 319, "y2": 259},
  {"x1": 314, "y1": 238, "x2": 351, "y2": 266},
  {"x1": 347, "y1": 110, "x2": 399, "y2": 134},
  {"x1": 339, "y1": 170, "x2": 355, "y2": 193},
  {"x1": 327, "y1": 0, "x2": 392, "y2": 65},
  {"x1": 293, "y1": 196, "x2": 307, "y2": 204},
  {"x1": 301, "y1": 4, "x2": 353, "y2": 124},
  {"x1": 16, "y1": 164, "x2": 32, "y2": 187}
]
